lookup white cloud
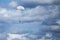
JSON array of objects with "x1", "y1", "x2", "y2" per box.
[
  {"x1": 0, "y1": 8, "x2": 9, "y2": 18},
  {"x1": 0, "y1": 8, "x2": 7, "y2": 14},
  {"x1": 21, "y1": 6, "x2": 49, "y2": 21},
  {"x1": 9, "y1": 1, "x2": 18, "y2": 7},
  {"x1": 7, "y1": 33, "x2": 29, "y2": 40}
]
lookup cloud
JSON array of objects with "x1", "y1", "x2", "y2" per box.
[
  {"x1": 19, "y1": 0, "x2": 60, "y2": 8},
  {"x1": 40, "y1": 25, "x2": 60, "y2": 32},
  {"x1": 9, "y1": 1, "x2": 18, "y2": 7},
  {"x1": 21, "y1": 0, "x2": 54, "y2": 4},
  {"x1": 0, "y1": 32, "x2": 60, "y2": 40},
  {"x1": 56, "y1": 20, "x2": 60, "y2": 25},
  {"x1": 38, "y1": 33, "x2": 53, "y2": 40},
  {"x1": 50, "y1": 25, "x2": 60, "y2": 31},
  {"x1": 20, "y1": 0, "x2": 60, "y2": 7},
  {"x1": 7, "y1": 33, "x2": 29, "y2": 40}
]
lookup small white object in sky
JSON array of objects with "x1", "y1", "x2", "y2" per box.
[{"x1": 17, "y1": 6, "x2": 25, "y2": 10}]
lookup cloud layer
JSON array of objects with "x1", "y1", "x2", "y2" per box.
[
  {"x1": 0, "y1": 0, "x2": 60, "y2": 40},
  {"x1": 20, "y1": 0, "x2": 60, "y2": 7},
  {"x1": 0, "y1": 5, "x2": 59, "y2": 23}
]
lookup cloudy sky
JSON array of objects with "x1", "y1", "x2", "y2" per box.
[{"x1": 0, "y1": 0, "x2": 60, "y2": 40}]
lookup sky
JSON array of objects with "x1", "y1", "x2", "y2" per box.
[{"x1": 0, "y1": 0, "x2": 60, "y2": 40}]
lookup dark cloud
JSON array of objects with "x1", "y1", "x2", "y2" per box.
[{"x1": 20, "y1": 0, "x2": 60, "y2": 8}]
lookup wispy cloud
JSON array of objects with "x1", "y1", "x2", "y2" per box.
[{"x1": 9, "y1": 1, "x2": 18, "y2": 7}]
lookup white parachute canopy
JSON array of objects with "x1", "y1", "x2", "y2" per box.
[{"x1": 17, "y1": 6, "x2": 25, "y2": 10}]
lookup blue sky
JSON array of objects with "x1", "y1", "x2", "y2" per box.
[{"x1": 0, "y1": 0, "x2": 60, "y2": 40}]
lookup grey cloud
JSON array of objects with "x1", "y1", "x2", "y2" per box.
[
  {"x1": 6, "y1": 32, "x2": 60, "y2": 40},
  {"x1": 17, "y1": 5, "x2": 59, "y2": 23},
  {"x1": 20, "y1": 0, "x2": 60, "y2": 7},
  {"x1": 0, "y1": 32, "x2": 60, "y2": 40},
  {"x1": 21, "y1": 0, "x2": 54, "y2": 4}
]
